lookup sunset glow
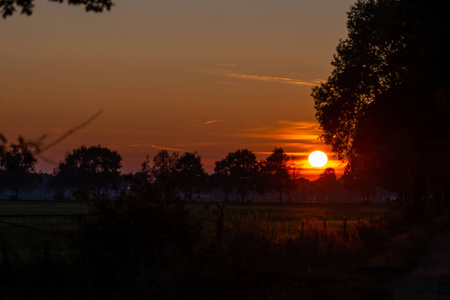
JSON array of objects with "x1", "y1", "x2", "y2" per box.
[
  {"x1": 1, "y1": 0, "x2": 354, "y2": 179},
  {"x1": 308, "y1": 151, "x2": 328, "y2": 167}
]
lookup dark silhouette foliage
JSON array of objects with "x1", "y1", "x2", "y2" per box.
[
  {"x1": 149, "y1": 150, "x2": 179, "y2": 201},
  {"x1": 0, "y1": 136, "x2": 39, "y2": 198},
  {"x1": 0, "y1": 0, "x2": 113, "y2": 18},
  {"x1": 262, "y1": 148, "x2": 291, "y2": 202},
  {"x1": 214, "y1": 149, "x2": 257, "y2": 202},
  {"x1": 54, "y1": 145, "x2": 122, "y2": 200},
  {"x1": 173, "y1": 152, "x2": 207, "y2": 201},
  {"x1": 312, "y1": 0, "x2": 450, "y2": 217}
]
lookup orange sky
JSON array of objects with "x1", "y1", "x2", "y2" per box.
[{"x1": 1, "y1": 0, "x2": 354, "y2": 179}]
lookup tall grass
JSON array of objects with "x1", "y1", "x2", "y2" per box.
[{"x1": 1, "y1": 200, "x2": 448, "y2": 299}]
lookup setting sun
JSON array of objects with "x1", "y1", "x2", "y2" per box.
[{"x1": 308, "y1": 151, "x2": 328, "y2": 167}]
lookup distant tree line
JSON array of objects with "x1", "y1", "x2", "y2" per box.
[{"x1": 0, "y1": 138, "x2": 370, "y2": 203}]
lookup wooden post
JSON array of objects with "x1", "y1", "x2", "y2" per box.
[
  {"x1": 323, "y1": 219, "x2": 327, "y2": 232},
  {"x1": 358, "y1": 217, "x2": 361, "y2": 228},
  {"x1": 343, "y1": 218, "x2": 347, "y2": 234}
]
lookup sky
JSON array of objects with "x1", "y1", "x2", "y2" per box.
[{"x1": 1, "y1": 0, "x2": 355, "y2": 179}]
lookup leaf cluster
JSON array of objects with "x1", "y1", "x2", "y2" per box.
[{"x1": 0, "y1": 0, "x2": 113, "y2": 18}]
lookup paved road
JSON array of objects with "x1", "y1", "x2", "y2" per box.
[{"x1": 390, "y1": 227, "x2": 450, "y2": 299}]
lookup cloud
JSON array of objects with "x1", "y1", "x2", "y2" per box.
[
  {"x1": 236, "y1": 121, "x2": 321, "y2": 143},
  {"x1": 254, "y1": 151, "x2": 312, "y2": 157},
  {"x1": 122, "y1": 144, "x2": 190, "y2": 152},
  {"x1": 218, "y1": 64, "x2": 236, "y2": 67},
  {"x1": 277, "y1": 120, "x2": 320, "y2": 130},
  {"x1": 204, "y1": 120, "x2": 224, "y2": 125},
  {"x1": 239, "y1": 132, "x2": 318, "y2": 141},
  {"x1": 202, "y1": 69, "x2": 319, "y2": 87},
  {"x1": 226, "y1": 73, "x2": 318, "y2": 86}
]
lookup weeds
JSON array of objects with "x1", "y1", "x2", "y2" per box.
[{"x1": 1, "y1": 201, "x2": 449, "y2": 299}]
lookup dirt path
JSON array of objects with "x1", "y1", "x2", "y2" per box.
[{"x1": 389, "y1": 227, "x2": 450, "y2": 299}]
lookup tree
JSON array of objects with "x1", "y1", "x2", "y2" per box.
[
  {"x1": 214, "y1": 149, "x2": 257, "y2": 202},
  {"x1": 151, "y1": 150, "x2": 179, "y2": 201},
  {"x1": 263, "y1": 148, "x2": 290, "y2": 203},
  {"x1": 311, "y1": 0, "x2": 450, "y2": 217},
  {"x1": 341, "y1": 160, "x2": 376, "y2": 203},
  {"x1": 173, "y1": 152, "x2": 207, "y2": 201},
  {"x1": 0, "y1": 136, "x2": 39, "y2": 198},
  {"x1": 0, "y1": 0, "x2": 113, "y2": 18},
  {"x1": 54, "y1": 145, "x2": 122, "y2": 200},
  {"x1": 315, "y1": 168, "x2": 338, "y2": 201},
  {"x1": 213, "y1": 157, "x2": 234, "y2": 201}
]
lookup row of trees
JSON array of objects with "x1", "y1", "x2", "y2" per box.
[
  {"x1": 1, "y1": 140, "x2": 351, "y2": 202},
  {"x1": 312, "y1": 0, "x2": 450, "y2": 218}
]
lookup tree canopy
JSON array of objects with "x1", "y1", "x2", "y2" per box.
[
  {"x1": 173, "y1": 152, "x2": 207, "y2": 201},
  {"x1": 0, "y1": 0, "x2": 113, "y2": 18},
  {"x1": 214, "y1": 149, "x2": 257, "y2": 202},
  {"x1": 54, "y1": 145, "x2": 122, "y2": 200},
  {"x1": 262, "y1": 148, "x2": 290, "y2": 202},
  {"x1": 312, "y1": 0, "x2": 450, "y2": 215},
  {"x1": 0, "y1": 136, "x2": 39, "y2": 198}
]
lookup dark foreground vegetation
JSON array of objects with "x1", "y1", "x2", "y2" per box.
[{"x1": 1, "y1": 198, "x2": 449, "y2": 299}]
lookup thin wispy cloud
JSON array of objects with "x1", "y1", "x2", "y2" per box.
[
  {"x1": 218, "y1": 64, "x2": 236, "y2": 67},
  {"x1": 204, "y1": 120, "x2": 224, "y2": 125},
  {"x1": 202, "y1": 69, "x2": 319, "y2": 87},
  {"x1": 255, "y1": 151, "x2": 312, "y2": 157},
  {"x1": 226, "y1": 73, "x2": 318, "y2": 86},
  {"x1": 239, "y1": 132, "x2": 318, "y2": 141},
  {"x1": 123, "y1": 144, "x2": 190, "y2": 152},
  {"x1": 277, "y1": 120, "x2": 320, "y2": 130}
]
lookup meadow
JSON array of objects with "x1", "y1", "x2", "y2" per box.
[
  {"x1": 0, "y1": 200, "x2": 389, "y2": 231},
  {"x1": 0, "y1": 200, "x2": 447, "y2": 299}
]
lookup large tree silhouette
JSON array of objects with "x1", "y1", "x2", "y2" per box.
[
  {"x1": 312, "y1": 0, "x2": 450, "y2": 217},
  {"x1": 173, "y1": 152, "x2": 207, "y2": 201},
  {"x1": 0, "y1": 0, "x2": 113, "y2": 18},
  {"x1": 150, "y1": 150, "x2": 179, "y2": 201},
  {"x1": 54, "y1": 145, "x2": 122, "y2": 200},
  {"x1": 214, "y1": 149, "x2": 257, "y2": 202},
  {"x1": 0, "y1": 136, "x2": 39, "y2": 198},
  {"x1": 263, "y1": 148, "x2": 290, "y2": 203}
]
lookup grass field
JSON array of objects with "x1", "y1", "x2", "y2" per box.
[
  {"x1": 0, "y1": 200, "x2": 390, "y2": 236},
  {"x1": 0, "y1": 200, "x2": 448, "y2": 299},
  {"x1": 191, "y1": 201, "x2": 391, "y2": 239},
  {"x1": 0, "y1": 201, "x2": 89, "y2": 215}
]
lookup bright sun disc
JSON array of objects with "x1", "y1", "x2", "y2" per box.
[{"x1": 308, "y1": 151, "x2": 328, "y2": 167}]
